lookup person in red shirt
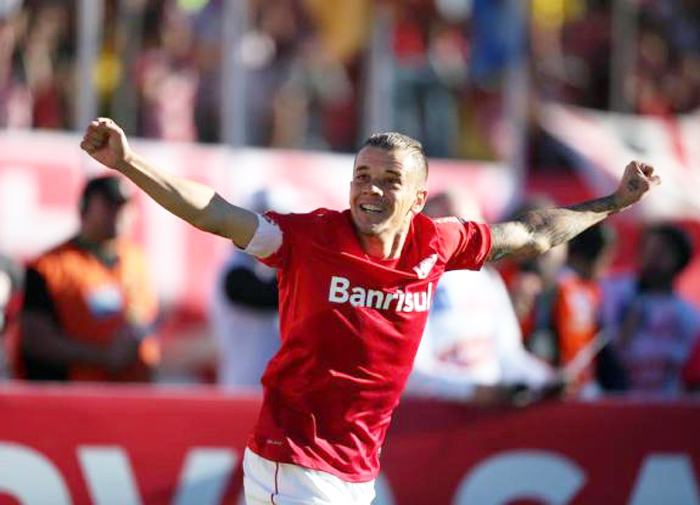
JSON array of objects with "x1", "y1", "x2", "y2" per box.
[{"x1": 80, "y1": 117, "x2": 660, "y2": 504}]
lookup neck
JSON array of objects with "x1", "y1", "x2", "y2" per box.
[
  {"x1": 357, "y1": 222, "x2": 411, "y2": 260},
  {"x1": 568, "y1": 257, "x2": 594, "y2": 280},
  {"x1": 76, "y1": 229, "x2": 112, "y2": 251},
  {"x1": 74, "y1": 231, "x2": 120, "y2": 267}
]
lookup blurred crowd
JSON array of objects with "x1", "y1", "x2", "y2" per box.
[{"x1": 1, "y1": 0, "x2": 699, "y2": 160}]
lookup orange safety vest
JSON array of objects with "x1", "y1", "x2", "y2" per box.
[
  {"x1": 17, "y1": 239, "x2": 159, "y2": 382},
  {"x1": 553, "y1": 272, "x2": 601, "y2": 385}
]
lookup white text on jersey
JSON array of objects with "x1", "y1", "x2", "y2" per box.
[{"x1": 328, "y1": 276, "x2": 433, "y2": 312}]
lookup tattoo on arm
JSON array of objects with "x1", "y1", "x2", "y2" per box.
[
  {"x1": 487, "y1": 221, "x2": 536, "y2": 262},
  {"x1": 535, "y1": 195, "x2": 619, "y2": 246},
  {"x1": 487, "y1": 195, "x2": 620, "y2": 262}
]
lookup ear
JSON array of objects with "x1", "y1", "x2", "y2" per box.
[{"x1": 412, "y1": 189, "x2": 428, "y2": 214}]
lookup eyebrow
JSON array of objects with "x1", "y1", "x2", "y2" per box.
[{"x1": 353, "y1": 166, "x2": 404, "y2": 178}]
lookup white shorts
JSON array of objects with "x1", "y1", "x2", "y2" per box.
[{"x1": 242, "y1": 448, "x2": 376, "y2": 505}]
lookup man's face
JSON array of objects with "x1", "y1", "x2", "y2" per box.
[
  {"x1": 638, "y1": 231, "x2": 680, "y2": 285},
  {"x1": 83, "y1": 193, "x2": 128, "y2": 242},
  {"x1": 349, "y1": 146, "x2": 427, "y2": 237}
]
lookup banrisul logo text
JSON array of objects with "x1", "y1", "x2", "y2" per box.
[{"x1": 328, "y1": 276, "x2": 433, "y2": 312}]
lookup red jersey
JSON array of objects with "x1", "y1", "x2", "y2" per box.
[{"x1": 247, "y1": 209, "x2": 491, "y2": 482}]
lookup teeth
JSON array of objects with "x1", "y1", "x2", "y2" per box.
[{"x1": 360, "y1": 204, "x2": 382, "y2": 213}]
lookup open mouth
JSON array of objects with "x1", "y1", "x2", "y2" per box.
[{"x1": 359, "y1": 203, "x2": 383, "y2": 214}]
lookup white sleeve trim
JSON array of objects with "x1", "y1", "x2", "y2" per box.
[{"x1": 242, "y1": 214, "x2": 283, "y2": 259}]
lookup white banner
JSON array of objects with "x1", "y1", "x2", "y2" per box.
[{"x1": 540, "y1": 102, "x2": 700, "y2": 219}]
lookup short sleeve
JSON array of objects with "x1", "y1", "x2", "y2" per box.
[
  {"x1": 242, "y1": 213, "x2": 284, "y2": 260},
  {"x1": 435, "y1": 218, "x2": 492, "y2": 271},
  {"x1": 250, "y1": 211, "x2": 314, "y2": 269},
  {"x1": 22, "y1": 267, "x2": 57, "y2": 318},
  {"x1": 223, "y1": 266, "x2": 278, "y2": 309}
]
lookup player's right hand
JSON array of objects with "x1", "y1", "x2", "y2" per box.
[{"x1": 80, "y1": 117, "x2": 132, "y2": 171}]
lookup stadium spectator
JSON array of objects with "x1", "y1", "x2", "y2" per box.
[
  {"x1": 209, "y1": 189, "x2": 290, "y2": 389},
  {"x1": 210, "y1": 249, "x2": 279, "y2": 389},
  {"x1": 388, "y1": 0, "x2": 461, "y2": 158},
  {"x1": 22, "y1": 1, "x2": 73, "y2": 129},
  {"x1": 240, "y1": 0, "x2": 314, "y2": 147},
  {"x1": 601, "y1": 223, "x2": 700, "y2": 396},
  {"x1": 15, "y1": 175, "x2": 159, "y2": 382},
  {"x1": 405, "y1": 190, "x2": 557, "y2": 405},
  {"x1": 550, "y1": 223, "x2": 616, "y2": 394},
  {"x1": 4, "y1": 0, "x2": 700, "y2": 153},
  {"x1": 500, "y1": 198, "x2": 568, "y2": 358},
  {"x1": 506, "y1": 218, "x2": 622, "y2": 397},
  {"x1": 0, "y1": 252, "x2": 23, "y2": 378},
  {"x1": 80, "y1": 116, "x2": 659, "y2": 503},
  {"x1": 0, "y1": 1, "x2": 31, "y2": 128},
  {"x1": 136, "y1": 2, "x2": 199, "y2": 141},
  {"x1": 269, "y1": 0, "x2": 369, "y2": 150}
]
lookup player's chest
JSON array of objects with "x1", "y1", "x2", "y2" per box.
[{"x1": 283, "y1": 243, "x2": 444, "y2": 316}]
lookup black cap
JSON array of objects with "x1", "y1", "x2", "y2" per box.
[{"x1": 80, "y1": 175, "x2": 131, "y2": 212}]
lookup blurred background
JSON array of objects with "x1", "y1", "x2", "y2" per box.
[
  {"x1": 1, "y1": 1, "x2": 700, "y2": 503},
  {"x1": 0, "y1": 0, "x2": 697, "y2": 155}
]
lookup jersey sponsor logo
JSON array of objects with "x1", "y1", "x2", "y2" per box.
[
  {"x1": 413, "y1": 254, "x2": 438, "y2": 279},
  {"x1": 328, "y1": 276, "x2": 433, "y2": 312}
]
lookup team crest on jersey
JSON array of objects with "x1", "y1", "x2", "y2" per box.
[{"x1": 413, "y1": 254, "x2": 438, "y2": 279}]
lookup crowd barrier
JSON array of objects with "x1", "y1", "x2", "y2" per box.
[{"x1": 1, "y1": 384, "x2": 699, "y2": 505}]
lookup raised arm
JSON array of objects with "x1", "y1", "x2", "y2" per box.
[
  {"x1": 80, "y1": 118, "x2": 258, "y2": 248},
  {"x1": 487, "y1": 161, "x2": 661, "y2": 262}
]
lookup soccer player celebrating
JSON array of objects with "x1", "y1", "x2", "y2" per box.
[{"x1": 81, "y1": 117, "x2": 660, "y2": 504}]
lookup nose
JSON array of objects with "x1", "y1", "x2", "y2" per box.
[{"x1": 362, "y1": 181, "x2": 383, "y2": 196}]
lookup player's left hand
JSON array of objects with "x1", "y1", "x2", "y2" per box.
[{"x1": 613, "y1": 161, "x2": 661, "y2": 210}]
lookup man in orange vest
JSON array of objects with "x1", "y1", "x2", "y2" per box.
[{"x1": 17, "y1": 175, "x2": 159, "y2": 382}]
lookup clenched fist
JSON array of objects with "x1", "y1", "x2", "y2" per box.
[
  {"x1": 613, "y1": 161, "x2": 662, "y2": 210},
  {"x1": 80, "y1": 118, "x2": 132, "y2": 171}
]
